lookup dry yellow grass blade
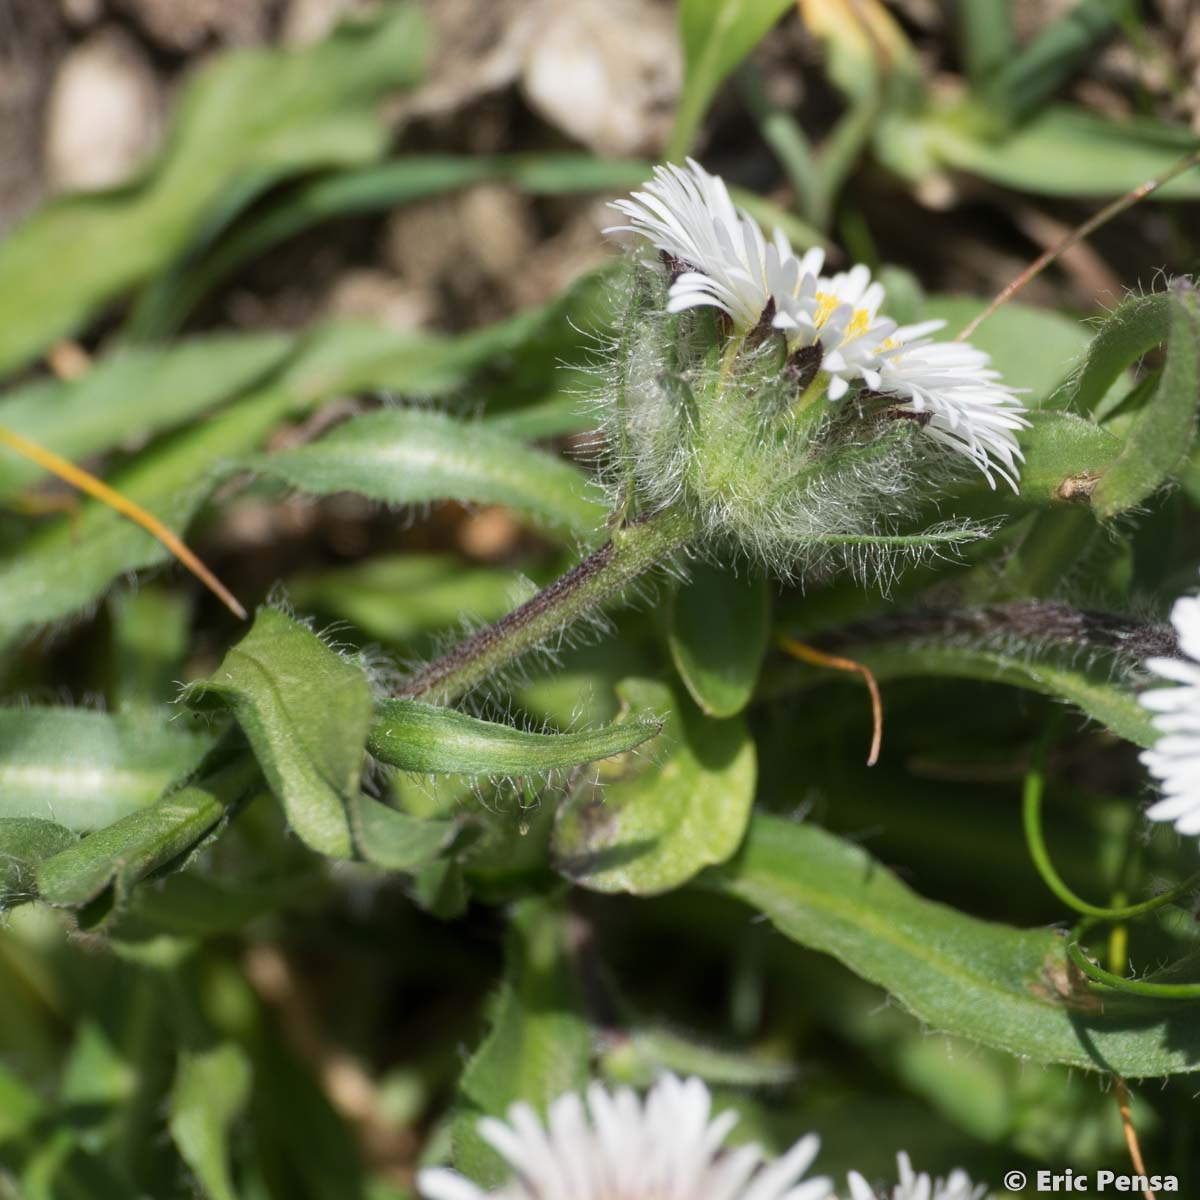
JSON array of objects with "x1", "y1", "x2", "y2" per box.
[
  {"x1": 777, "y1": 634, "x2": 883, "y2": 765},
  {"x1": 0, "y1": 425, "x2": 247, "y2": 620}
]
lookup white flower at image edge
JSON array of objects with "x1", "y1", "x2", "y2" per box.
[
  {"x1": 607, "y1": 159, "x2": 1029, "y2": 492},
  {"x1": 847, "y1": 1152, "x2": 989, "y2": 1200},
  {"x1": 1139, "y1": 590, "x2": 1200, "y2": 837},
  {"x1": 417, "y1": 1074, "x2": 833, "y2": 1200}
]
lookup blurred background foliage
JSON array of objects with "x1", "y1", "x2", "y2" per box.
[{"x1": 1, "y1": 0, "x2": 1200, "y2": 1197}]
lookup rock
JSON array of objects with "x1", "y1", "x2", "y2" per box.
[
  {"x1": 60, "y1": 0, "x2": 103, "y2": 28},
  {"x1": 110, "y1": 0, "x2": 271, "y2": 52},
  {"x1": 281, "y1": 0, "x2": 372, "y2": 46},
  {"x1": 326, "y1": 270, "x2": 433, "y2": 332},
  {"x1": 44, "y1": 26, "x2": 161, "y2": 192},
  {"x1": 392, "y1": 0, "x2": 537, "y2": 125},
  {"x1": 520, "y1": 0, "x2": 680, "y2": 156}
]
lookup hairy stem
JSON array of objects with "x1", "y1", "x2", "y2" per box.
[{"x1": 396, "y1": 507, "x2": 696, "y2": 704}]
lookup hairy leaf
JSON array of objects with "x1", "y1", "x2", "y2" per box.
[
  {"x1": 771, "y1": 631, "x2": 1155, "y2": 747},
  {"x1": 1092, "y1": 287, "x2": 1200, "y2": 517},
  {"x1": 705, "y1": 814, "x2": 1200, "y2": 1075},
  {"x1": 35, "y1": 757, "x2": 258, "y2": 911},
  {"x1": 0, "y1": 708, "x2": 211, "y2": 831},
  {"x1": 368, "y1": 701, "x2": 662, "y2": 776},
  {"x1": 0, "y1": 304, "x2": 575, "y2": 641},
  {"x1": 552, "y1": 678, "x2": 756, "y2": 895},
  {"x1": 250, "y1": 409, "x2": 608, "y2": 538},
  {"x1": 0, "y1": 819, "x2": 76, "y2": 906},
  {"x1": 186, "y1": 609, "x2": 373, "y2": 858},
  {"x1": 1047, "y1": 291, "x2": 1172, "y2": 416},
  {"x1": 350, "y1": 795, "x2": 458, "y2": 872},
  {"x1": 0, "y1": 333, "x2": 291, "y2": 499},
  {"x1": 668, "y1": 562, "x2": 770, "y2": 718}
]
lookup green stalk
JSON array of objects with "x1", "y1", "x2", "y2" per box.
[
  {"x1": 1068, "y1": 920, "x2": 1200, "y2": 999},
  {"x1": 1023, "y1": 730, "x2": 1200, "y2": 921},
  {"x1": 396, "y1": 508, "x2": 697, "y2": 704}
]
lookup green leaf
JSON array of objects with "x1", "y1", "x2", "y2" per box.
[
  {"x1": 1047, "y1": 291, "x2": 1171, "y2": 416},
  {"x1": 1009, "y1": 411, "x2": 1123, "y2": 505},
  {"x1": 668, "y1": 0, "x2": 792, "y2": 160},
  {"x1": 957, "y1": 0, "x2": 1015, "y2": 85},
  {"x1": 705, "y1": 813, "x2": 1200, "y2": 1075},
  {"x1": 169, "y1": 1044, "x2": 253, "y2": 1200},
  {"x1": 551, "y1": 677, "x2": 756, "y2": 895},
  {"x1": 668, "y1": 562, "x2": 770, "y2": 717},
  {"x1": 0, "y1": 6, "x2": 427, "y2": 378},
  {"x1": 0, "y1": 333, "x2": 292, "y2": 499},
  {"x1": 1091, "y1": 287, "x2": 1200, "y2": 518},
  {"x1": 186, "y1": 608, "x2": 373, "y2": 859},
  {"x1": 35, "y1": 756, "x2": 258, "y2": 910},
  {"x1": 250, "y1": 410, "x2": 607, "y2": 539},
  {"x1": 290, "y1": 555, "x2": 525, "y2": 646},
  {"x1": 0, "y1": 708, "x2": 212, "y2": 832},
  {"x1": 368, "y1": 701, "x2": 661, "y2": 776},
  {"x1": 130, "y1": 155, "x2": 651, "y2": 338},
  {"x1": 350, "y1": 795, "x2": 457, "y2": 872},
  {"x1": 0, "y1": 819, "x2": 76, "y2": 906},
  {"x1": 107, "y1": 587, "x2": 194, "y2": 711},
  {"x1": 771, "y1": 627, "x2": 1156, "y2": 747},
  {"x1": 454, "y1": 898, "x2": 590, "y2": 1185},
  {"x1": 979, "y1": 0, "x2": 1133, "y2": 126},
  {"x1": 916, "y1": 104, "x2": 1200, "y2": 200}
]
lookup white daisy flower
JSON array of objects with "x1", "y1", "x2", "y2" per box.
[
  {"x1": 772, "y1": 255, "x2": 897, "y2": 401},
  {"x1": 1139, "y1": 590, "x2": 1200, "y2": 837},
  {"x1": 418, "y1": 1074, "x2": 833, "y2": 1200},
  {"x1": 610, "y1": 161, "x2": 1028, "y2": 490},
  {"x1": 847, "y1": 1152, "x2": 989, "y2": 1200},
  {"x1": 608, "y1": 159, "x2": 805, "y2": 333},
  {"x1": 874, "y1": 327, "x2": 1029, "y2": 492}
]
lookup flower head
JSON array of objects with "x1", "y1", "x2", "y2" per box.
[
  {"x1": 607, "y1": 158, "x2": 801, "y2": 333},
  {"x1": 608, "y1": 161, "x2": 1029, "y2": 498},
  {"x1": 418, "y1": 1074, "x2": 832, "y2": 1200},
  {"x1": 1139, "y1": 590, "x2": 1200, "y2": 837},
  {"x1": 847, "y1": 1152, "x2": 989, "y2": 1200}
]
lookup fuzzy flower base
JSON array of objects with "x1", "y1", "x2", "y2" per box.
[{"x1": 607, "y1": 158, "x2": 1028, "y2": 492}]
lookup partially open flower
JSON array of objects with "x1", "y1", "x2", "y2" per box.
[
  {"x1": 1139, "y1": 590, "x2": 1200, "y2": 837},
  {"x1": 847, "y1": 1152, "x2": 988, "y2": 1200},
  {"x1": 607, "y1": 158, "x2": 798, "y2": 333},
  {"x1": 875, "y1": 327, "x2": 1028, "y2": 491},
  {"x1": 418, "y1": 1074, "x2": 833, "y2": 1200}
]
